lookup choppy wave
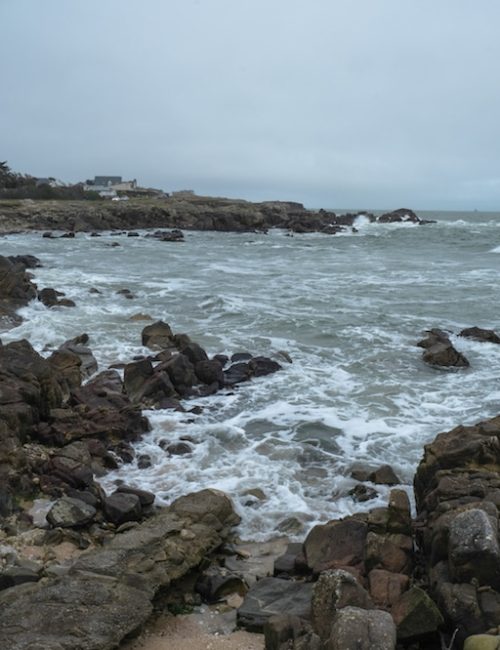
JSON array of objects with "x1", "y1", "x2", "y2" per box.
[{"x1": 3, "y1": 212, "x2": 500, "y2": 539}]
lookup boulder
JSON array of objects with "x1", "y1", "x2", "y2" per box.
[
  {"x1": 237, "y1": 577, "x2": 313, "y2": 631},
  {"x1": 311, "y1": 569, "x2": 373, "y2": 640},
  {"x1": 161, "y1": 353, "x2": 196, "y2": 396},
  {"x1": 464, "y1": 635, "x2": 500, "y2": 650},
  {"x1": 46, "y1": 497, "x2": 97, "y2": 528},
  {"x1": 368, "y1": 569, "x2": 409, "y2": 609},
  {"x1": 123, "y1": 358, "x2": 176, "y2": 406},
  {"x1": 326, "y1": 606, "x2": 397, "y2": 650},
  {"x1": 378, "y1": 208, "x2": 420, "y2": 223},
  {"x1": 369, "y1": 465, "x2": 401, "y2": 486},
  {"x1": 365, "y1": 532, "x2": 413, "y2": 575},
  {"x1": 60, "y1": 334, "x2": 98, "y2": 379},
  {"x1": 459, "y1": 327, "x2": 500, "y2": 345},
  {"x1": 418, "y1": 329, "x2": 469, "y2": 368},
  {"x1": 102, "y1": 492, "x2": 142, "y2": 525},
  {"x1": 0, "y1": 255, "x2": 37, "y2": 326},
  {"x1": 141, "y1": 320, "x2": 174, "y2": 349},
  {"x1": 116, "y1": 485, "x2": 155, "y2": 507},
  {"x1": 304, "y1": 516, "x2": 368, "y2": 574},
  {"x1": 448, "y1": 509, "x2": 500, "y2": 589},
  {"x1": 195, "y1": 359, "x2": 225, "y2": 386},
  {"x1": 392, "y1": 586, "x2": 444, "y2": 641},
  {"x1": 263, "y1": 615, "x2": 309, "y2": 650},
  {"x1": 249, "y1": 356, "x2": 282, "y2": 377}
]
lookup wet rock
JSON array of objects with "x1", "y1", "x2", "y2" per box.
[
  {"x1": 263, "y1": 615, "x2": 309, "y2": 650},
  {"x1": 141, "y1": 320, "x2": 174, "y2": 349},
  {"x1": 0, "y1": 255, "x2": 37, "y2": 326},
  {"x1": 378, "y1": 208, "x2": 420, "y2": 223},
  {"x1": 303, "y1": 516, "x2": 368, "y2": 574},
  {"x1": 224, "y1": 361, "x2": 251, "y2": 386},
  {"x1": 116, "y1": 485, "x2": 155, "y2": 507},
  {"x1": 231, "y1": 352, "x2": 253, "y2": 363},
  {"x1": 137, "y1": 454, "x2": 152, "y2": 469},
  {"x1": 162, "y1": 441, "x2": 193, "y2": 456},
  {"x1": 161, "y1": 353, "x2": 196, "y2": 395},
  {"x1": 387, "y1": 489, "x2": 412, "y2": 535},
  {"x1": 103, "y1": 492, "x2": 142, "y2": 525},
  {"x1": 123, "y1": 358, "x2": 176, "y2": 406},
  {"x1": 237, "y1": 577, "x2": 313, "y2": 631},
  {"x1": 369, "y1": 465, "x2": 401, "y2": 486},
  {"x1": 349, "y1": 483, "x2": 379, "y2": 502},
  {"x1": 38, "y1": 287, "x2": 75, "y2": 308},
  {"x1": 46, "y1": 496, "x2": 97, "y2": 528},
  {"x1": 459, "y1": 327, "x2": 500, "y2": 344},
  {"x1": 60, "y1": 334, "x2": 98, "y2": 379},
  {"x1": 392, "y1": 586, "x2": 444, "y2": 641},
  {"x1": 418, "y1": 328, "x2": 469, "y2": 368},
  {"x1": 116, "y1": 288, "x2": 135, "y2": 299},
  {"x1": 195, "y1": 359, "x2": 225, "y2": 386},
  {"x1": 326, "y1": 606, "x2": 397, "y2": 650},
  {"x1": 311, "y1": 569, "x2": 373, "y2": 640},
  {"x1": 249, "y1": 356, "x2": 282, "y2": 377}
]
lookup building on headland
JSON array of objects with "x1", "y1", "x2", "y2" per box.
[{"x1": 83, "y1": 176, "x2": 138, "y2": 198}]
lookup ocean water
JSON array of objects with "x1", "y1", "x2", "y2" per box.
[{"x1": 2, "y1": 210, "x2": 500, "y2": 539}]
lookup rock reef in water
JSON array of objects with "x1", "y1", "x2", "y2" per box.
[{"x1": 0, "y1": 196, "x2": 434, "y2": 234}]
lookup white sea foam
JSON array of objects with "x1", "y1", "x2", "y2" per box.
[{"x1": 3, "y1": 217, "x2": 500, "y2": 539}]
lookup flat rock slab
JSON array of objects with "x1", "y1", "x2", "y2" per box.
[
  {"x1": 0, "y1": 489, "x2": 238, "y2": 650},
  {"x1": 237, "y1": 577, "x2": 313, "y2": 631}
]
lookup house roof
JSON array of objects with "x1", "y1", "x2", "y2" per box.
[{"x1": 94, "y1": 176, "x2": 122, "y2": 186}]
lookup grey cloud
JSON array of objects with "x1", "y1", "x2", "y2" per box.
[{"x1": 1, "y1": 0, "x2": 500, "y2": 209}]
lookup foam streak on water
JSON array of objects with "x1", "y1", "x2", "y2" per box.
[{"x1": 2, "y1": 211, "x2": 500, "y2": 539}]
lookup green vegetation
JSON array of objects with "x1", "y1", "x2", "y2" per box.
[{"x1": 0, "y1": 161, "x2": 103, "y2": 201}]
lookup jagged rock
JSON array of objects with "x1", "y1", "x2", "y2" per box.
[
  {"x1": 0, "y1": 567, "x2": 39, "y2": 591},
  {"x1": 349, "y1": 483, "x2": 379, "y2": 502},
  {"x1": 459, "y1": 327, "x2": 500, "y2": 344},
  {"x1": 365, "y1": 532, "x2": 413, "y2": 575},
  {"x1": 194, "y1": 359, "x2": 225, "y2": 386},
  {"x1": 263, "y1": 615, "x2": 309, "y2": 650},
  {"x1": 123, "y1": 358, "x2": 176, "y2": 406},
  {"x1": 162, "y1": 441, "x2": 192, "y2": 456},
  {"x1": 303, "y1": 516, "x2": 367, "y2": 574},
  {"x1": 161, "y1": 353, "x2": 196, "y2": 395},
  {"x1": 369, "y1": 465, "x2": 401, "y2": 486},
  {"x1": 378, "y1": 208, "x2": 420, "y2": 223},
  {"x1": 418, "y1": 329, "x2": 469, "y2": 368},
  {"x1": 60, "y1": 334, "x2": 98, "y2": 379},
  {"x1": 46, "y1": 496, "x2": 97, "y2": 528},
  {"x1": 448, "y1": 509, "x2": 500, "y2": 589},
  {"x1": 237, "y1": 577, "x2": 313, "y2": 631},
  {"x1": 387, "y1": 489, "x2": 412, "y2": 535},
  {"x1": 103, "y1": 492, "x2": 142, "y2": 525},
  {"x1": 311, "y1": 569, "x2": 373, "y2": 640},
  {"x1": 0, "y1": 254, "x2": 37, "y2": 326},
  {"x1": 141, "y1": 320, "x2": 174, "y2": 349},
  {"x1": 224, "y1": 361, "x2": 252, "y2": 385},
  {"x1": 326, "y1": 606, "x2": 397, "y2": 650},
  {"x1": 249, "y1": 356, "x2": 282, "y2": 377},
  {"x1": 116, "y1": 485, "x2": 155, "y2": 507},
  {"x1": 392, "y1": 586, "x2": 444, "y2": 641},
  {"x1": 368, "y1": 569, "x2": 409, "y2": 609},
  {"x1": 195, "y1": 566, "x2": 247, "y2": 603},
  {"x1": 274, "y1": 542, "x2": 304, "y2": 577}
]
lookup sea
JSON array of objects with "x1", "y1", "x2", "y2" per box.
[{"x1": 2, "y1": 210, "x2": 500, "y2": 540}]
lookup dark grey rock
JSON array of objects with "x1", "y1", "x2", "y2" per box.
[
  {"x1": 46, "y1": 497, "x2": 97, "y2": 528},
  {"x1": 237, "y1": 577, "x2": 313, "y2": 631}
]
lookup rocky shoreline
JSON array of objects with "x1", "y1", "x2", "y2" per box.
[
  {"x1": 0, "y1": 196, "x2": 433, "y2": 235},
  {"x1": 1, "y1": 252, "x2": 500, "y2": 649}
]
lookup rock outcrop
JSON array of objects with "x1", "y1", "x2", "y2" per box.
[{"x1": 0, "y1": 489, "x2": 239, "y2": 650}]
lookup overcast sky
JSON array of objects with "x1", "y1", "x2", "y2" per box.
[{"x1": 2, "y1": 1, "x2": 500, "y2": 210}]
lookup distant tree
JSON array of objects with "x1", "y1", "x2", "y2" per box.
[{"x1": 0, "y1": 161, "x2": 19, "y2": 189}]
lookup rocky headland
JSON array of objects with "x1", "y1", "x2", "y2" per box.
[
  {"x1": 0, "y1": 196, "x2": 432, "y2": 235},
  {"x1": 2, "y1": 248, "x2": 500, "y2": 650}
]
